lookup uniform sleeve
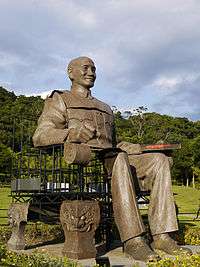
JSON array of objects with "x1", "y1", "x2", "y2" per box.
[{"x1": 33, "y1": 92, "x2": 69, "y2": 147}]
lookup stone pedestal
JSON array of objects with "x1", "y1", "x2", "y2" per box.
[
  {"x1": 60, "y1": 200, "x2": 100, "y2": 259},
  {"x1": 7, "y1": 203, "x2": 29, "y2": 250}
]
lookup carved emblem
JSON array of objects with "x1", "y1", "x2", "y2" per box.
[
  {"x1": 8, "y1": 203, "x2": 29, "y2": 227},
  {"x1": 60, "y1": 201, "x2": 100, "y2": 232}
]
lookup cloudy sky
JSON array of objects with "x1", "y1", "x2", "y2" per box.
[{"x1": 0, "y1": 0, "x2": 200, "y2": 120}]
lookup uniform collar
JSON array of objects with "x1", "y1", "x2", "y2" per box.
[{"x1": 71, "y1": 87, "x2": 93, "y2": 99}]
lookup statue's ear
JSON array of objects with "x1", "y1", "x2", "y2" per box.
[{"x1": 67, "y1": 66, "x2": 74, "y2": 80}]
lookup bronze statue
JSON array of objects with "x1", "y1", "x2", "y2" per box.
[{"x1": 33, "y1": 57, "x2": 191, "y2": 262}]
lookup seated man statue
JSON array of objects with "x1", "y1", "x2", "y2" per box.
[{"x1": 33, "y1": 56, "x2": 191, "y2": 262}]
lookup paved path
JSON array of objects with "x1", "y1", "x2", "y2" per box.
[{"x1": 23, "y1": 243, "x2": 200, "y2": 267}]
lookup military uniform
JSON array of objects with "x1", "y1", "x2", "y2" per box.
[
  {"x1": 33, "y1": 90, "x2": 114, "y2": 149},
  {"x1": 33, "y1": 90, "x2": 178, "y2": 242}
]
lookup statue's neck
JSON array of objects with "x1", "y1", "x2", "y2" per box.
[{"x1": 71, "y1": 85, "x2": 92, "y2": 98}]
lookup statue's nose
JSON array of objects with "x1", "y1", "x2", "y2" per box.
[{"x1": 87, "y1": 67, "x2": 95, "y2": 76}]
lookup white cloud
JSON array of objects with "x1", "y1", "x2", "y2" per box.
[
  {"x1": 26, "y1": 90, "x2": 52, "y2": 99},
  {"x1": 0, "y1": 0, "x2": 200, "y2": 119},
  {"x1": 152, "y1": 73, "x2": 200, "y2": 95},
  {"x1": 153, "y1": 76, "x2": 182, "y2": 92}
]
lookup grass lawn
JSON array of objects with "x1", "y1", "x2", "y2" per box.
[
  {"x1": 0, "y1": 186, "x2": 11, "y2": 225},
  {"x1": 173, "y1": 185, "x2": 200, "y2": 213},
  {"x1": 139, "y1": 185, "x2": 200, "y2": 227},
  {"x1": 173, "y1": 185, "x2": 200, "y2": 228}
]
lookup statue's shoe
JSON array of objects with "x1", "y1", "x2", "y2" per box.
[
  {"x1": 151, "y1": 233, "x2": 192, "y2": 255},
  {"x1": 124, "y1": 236, "x2": 160, "y2": 262}
]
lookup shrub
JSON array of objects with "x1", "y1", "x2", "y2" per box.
[
  {"x1": 1, "y1": 223, "x2": 200, "y2": 247},
  {"x1": 148, "y1": 254, "x2": 200, "y2": 267},
  {"x1": 0, "y1": 243, "x2": 7, "y2": 259},
  {"x1": 0, "y1": 226, "x2": 11, "y2": 243},
  {"x1": 0, "y1": 223, "x2": 64, "y2": 245},
  {"x1": 184, "y1": 227, "x2": 200, "y2": 245},
  {"x1": 174, "y1": 225, "x2": 200, "y2": 246},
  {"x1": 24, "y1": 222, "x2": 64, "y2": 245},
  {"x1": 0, "y1": 243, "x2": 77, "y2": 267}
]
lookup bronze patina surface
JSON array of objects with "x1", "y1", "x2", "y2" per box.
[{"x1": 33, "y1": 56, "x2": 191, "y2": 261}]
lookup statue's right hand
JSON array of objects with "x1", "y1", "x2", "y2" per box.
[{"x1": 67, "y1": 126, "x2": 95, "y2": 143}]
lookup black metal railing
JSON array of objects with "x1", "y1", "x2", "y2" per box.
[{"x1": 11, "y1": 144, "x2": 113, "y2": 246}]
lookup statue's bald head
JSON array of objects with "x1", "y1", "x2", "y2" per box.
[
  {"x1": 67, "y1": 56, "x2": 95, "y2": 74},
  {"x1": 67, "y1": 56, "x2": 96, "y2": 89}
]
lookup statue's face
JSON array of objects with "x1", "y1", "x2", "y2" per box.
[{"x1": 70, "y1": 58, "x2": 96, "y2": 89}]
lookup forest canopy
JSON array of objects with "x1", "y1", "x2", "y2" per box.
[{"x1": 1, "y1": 86, "x2": 200, "y2": 186}]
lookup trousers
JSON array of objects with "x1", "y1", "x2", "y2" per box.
[{"x1": 105, "y1": 151, "x2": 178, "y2": 242}]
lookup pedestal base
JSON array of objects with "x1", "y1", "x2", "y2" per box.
[
  {"x1": 62, "y1": 231, "x2": 96, "y2": 259},
  {"x1": 60, "y1": 200, "x2": 100, "y2": 259}
]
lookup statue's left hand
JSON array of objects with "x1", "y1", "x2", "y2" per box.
[
  {"x1": 67, "y1": 124, "x2": 95, "y2": 143},
  {"x1": 117, "y1": 142, "x2": 142, "y2": 155}
]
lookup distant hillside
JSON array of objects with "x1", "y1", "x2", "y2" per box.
[
  {"x1": 0, "y1": 87, "x2": 200, "y2": 186},
  {"x1": 0, "y1": 87, "x2": 44, "y2": 147}
]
